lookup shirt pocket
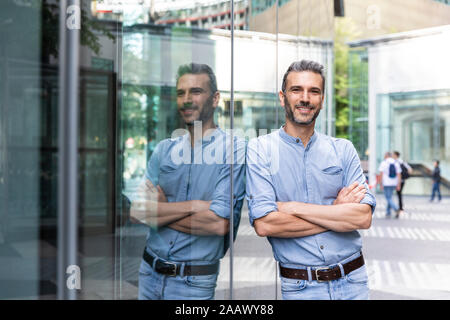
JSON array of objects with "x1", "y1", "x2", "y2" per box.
[
  {"x1": 159, "y1": 162, "x2": 182, "y2": 198},
  {"x1": 319, "y1": 165, "x2": 344, "y2": 198}
]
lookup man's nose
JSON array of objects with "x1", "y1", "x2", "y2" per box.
[
  {"x1": 300, "y1": 90, "x2": 310, "y2": 102},
  {"x1": 181, "y1": 91, "x2": 192, "y2": 103}
]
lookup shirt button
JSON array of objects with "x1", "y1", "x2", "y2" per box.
[
  {"x1": 296, "y1": 139, "x2": 300, "y2": 143},
  {"x1": 320, "y1": 245, "x2": 324, "y2": 250},
  {"x1": 169, "y1": 241, "x2": 174, "y2": 246}
]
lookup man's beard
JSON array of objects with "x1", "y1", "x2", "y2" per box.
[
  {"x1": 284, "y1": 97, "x2": 321, "y2": 126},
  {"x1": 180, "y1": 95, "x2": 215, "y2": 126}
]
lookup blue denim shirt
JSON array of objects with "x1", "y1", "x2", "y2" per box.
[
  {"x1": 246, "y1": 126, "x2": 376, "y2": 267},
  {"x1": 144, "y1": 127, "x2": 246, "y2": 264}
]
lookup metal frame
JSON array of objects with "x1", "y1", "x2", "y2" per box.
[{"x1": 57, "y1": 0, "x2": 80, "y2": 300}]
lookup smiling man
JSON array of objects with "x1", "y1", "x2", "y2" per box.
[
  {"x1": 246, "y1": 60, "x2": 376, "y2": 300},
  {"x1": 131, "y1": 63, "x2": 245, "y2": 300}
]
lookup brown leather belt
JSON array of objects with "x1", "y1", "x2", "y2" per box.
[
  {"x1": 280, "y1": 254, "x2": 365, "y2": 282},
  {"x1": 143, "y1": 250, "x2": 219, "y2": 277}
]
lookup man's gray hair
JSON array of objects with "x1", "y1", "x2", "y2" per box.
[
  {"x1": 176, "y1": 63, "x2": 218, "y2": 94},
  {"x1": 281, "y1": 60, "x2": 326, "y2": 93}
]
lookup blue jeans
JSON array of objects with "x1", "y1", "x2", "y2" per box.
[
  {"x1": 138, "y1": 258, "x2": 218, "y2": 300},
  {"x1": 383, "y1": 186, "x2": 398, "y2": 216},
  {"x1": 431, "y1": 182, "x2": 442, "y2": 201},
  {"x1": 280, "y1": 252, "x2": 369, "y2": 300}
]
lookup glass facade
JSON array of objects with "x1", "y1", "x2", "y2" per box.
[
  {"x1": 376, "y1": 90, "x2": 450, "y2": 196},
  {"x1": 0, "y1": 0, "x2": 334, "y2": 300},
  {"x1": 2, "y1": 0, "x2": 448, "y2": 301}
]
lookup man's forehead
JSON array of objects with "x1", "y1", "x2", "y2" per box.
[
  {"x1": 286, "y1": 71, "x2": 323, "y2": 88},
  {"x1": 177, "y1": 73, "x2": 210, "y2": 89}
]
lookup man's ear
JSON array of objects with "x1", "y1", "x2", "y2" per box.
[
  {"x1": 279, "y1": 91, "x2": 285, "y2": 107},
  {"x1": 212, "y1": 91, "x2": 220, "y2": 108}
]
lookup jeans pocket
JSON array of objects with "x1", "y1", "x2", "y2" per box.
[
  {"x1": 184, "y1": 274, "x2": 218, "y2": 290},
  {"x1": 280, "y1": 276, "x2": 307, "y2": 293},
  {"x1": 138, "y1": 259, "x2": 153, "y2": 277},
  {"x1": 346, "y1": 265, "x2": 368, "y2": 284}
]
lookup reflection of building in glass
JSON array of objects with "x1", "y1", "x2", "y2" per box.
[
  {"x1": 153, "y1": 0, "x2": 249, "y2": 30},
  {"x1": 348, "y1": 25, "x2": 450, "y2": 196},
  {"x1": 119, "y1": 25, "x2": 334, "y2": 193},
  {"x1": 250, "y1": 0, "x2": 450, "y2": 39},
  {"x1": 91, "y1": 0, "x2": 249, "y2": 30}
]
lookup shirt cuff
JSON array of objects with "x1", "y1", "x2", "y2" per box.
[
  {"x1": 248, "y1": 202, "x2": 277, "y2": 226},
  {"x1": 209, "y1": 200, "x2": 230, "y2": 219},
  {"x1": 360, "y1": 198, "x2": 376, "y2": 214}
]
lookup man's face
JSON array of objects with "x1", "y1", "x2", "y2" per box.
[
  {"x1": 279, "y1": 71, "x2": 324, "y2": 126},
  {"x1": 176, "y1": 73, "x2": 219, "y2": 126}
]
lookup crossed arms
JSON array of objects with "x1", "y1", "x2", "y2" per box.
[
  {"x1": 130, "y1": 179, "x2": 229, "y2": 236},
  {"x1": 253, "y1": 182, "x2": 373, "y2": 238}
]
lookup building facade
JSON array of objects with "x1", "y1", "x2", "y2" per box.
[{"x1": 349, "y1": 26, "x2": 450, "y2": 196}]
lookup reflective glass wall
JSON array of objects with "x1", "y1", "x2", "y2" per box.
[{"x1": 0, "y1": 0, "x2": 334, "y2": 300}]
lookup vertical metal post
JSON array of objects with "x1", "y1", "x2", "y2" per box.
[
  {"x1": 275, "y1": 0, "x2": 279, "y2": 128},
  {"x1": 275, "y1": 0, "x2": 279, "y2": 300},
  {"x1": 58, "y1": 0, "x2": 80, "y2": 300},
  {"x1": 229, "y1": 0, "x2": 235, "y2": 301}
]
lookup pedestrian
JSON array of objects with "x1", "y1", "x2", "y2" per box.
[
  {"x1": 378, "y1": 152, "x2": 401, "y2": 218},
  {"x1": 130, "y1": 63, "x2": 246, "y2": 300},
  {"x1": 430, "y1": 160, "x2": 442, "y2": 202},
  {"x1": 246, "y1": 60, "x2": 376, "y2": 300},
  {"x1": 392, "y1": 151, "x2": 412, "y2": 216}
]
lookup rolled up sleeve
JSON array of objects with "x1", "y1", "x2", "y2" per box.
[
  {"x1": 246, "y1": 137, "x2": 278, "y2": 226},
  {"x1": 209, "y1": 137, "x2": 246, "y2": 221}
]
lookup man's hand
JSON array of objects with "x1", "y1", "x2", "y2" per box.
[{"x1": 333, "y1": 181, "x2": 367, "y2": 205}]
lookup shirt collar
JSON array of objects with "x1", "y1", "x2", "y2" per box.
[{"x1": 278, "y1": 125, "x2": 318, "y2": 147}]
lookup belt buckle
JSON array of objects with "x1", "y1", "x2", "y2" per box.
[
  {"x1": 165, "y1": 261, "x2": 178, "y2": 277},
  {"x1": 315, "y1": 267, "x2": 329, "y2": 283}
]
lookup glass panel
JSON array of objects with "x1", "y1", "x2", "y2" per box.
[
  {"x1": 117, "y1": 1, "x2": 235, "y2": 300},
  {"x1": 386, "y1": 90, "x2": 450, "y2": 196},
  {"x1": 0, "y1": 0, "x2": 43, "y2": 299},
  {"x1": 239, "y1": 0, "x2": 335, "y2": 300}
]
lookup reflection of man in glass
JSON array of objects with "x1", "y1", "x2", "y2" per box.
[
  {"x1": 131, "y1": 63, "x2": 245, "y2": 300},
  {"x1": 246, "y1": 60, "x2": 376, "y2": 300}
]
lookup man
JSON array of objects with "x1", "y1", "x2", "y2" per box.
[
  {"x1": 378, "y1": 152, "x2": 401, "y2": 218},
  {"x1": 246, "y1": 60, "x2": 376, "y2": 300},
  {"x1": 430, "y1": 160, "x2": 442, "y2": 202},
  {"x1": 392, "y1": 151, "x2": 412, "y2": 216},
  {"x1": 131, "y1": 63, "x2": 245, "y2": 300}
]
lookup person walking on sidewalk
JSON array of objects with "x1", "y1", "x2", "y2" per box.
[
  {"x1": 246, "y1": 60, "x2": 376, "y2": 300},
  {"x1": 430, "y1": 160, "x2": 442, "y2": 202},
  {"x1": 392, "y1": 151, "x2": 412, "y2": 216},
  {"x1": 378, "y1": 152, "x2": 401, "y2": 218}
]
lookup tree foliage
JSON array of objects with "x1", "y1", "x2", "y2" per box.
[{"x1": 334, "y1": 17, "x2": 361, "y2": 139}]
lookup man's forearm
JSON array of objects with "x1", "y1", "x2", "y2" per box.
[
  {"x1": 168, "y1": 210, "x2": 229, "y2": 236},
  {"x1": 130, "y1": 200, "x2": 206, "y2": 227},
  {"x1": 281, "y1": 202, "x2": 372, "y2": 232},
  {"x1": 254, "y1": 211, "x2": 328, "y2": 238}
]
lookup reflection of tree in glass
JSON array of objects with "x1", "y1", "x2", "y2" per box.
[
  {"x1": 334, "y1": 17, "x2": 361, "y2": 140},
  {"x1": 0, "y1": 0, "x2": 115, "y2": 63}
]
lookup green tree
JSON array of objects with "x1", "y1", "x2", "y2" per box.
[{"x1": 334, "y1": 17, "x2": 361, "y2": 139}]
